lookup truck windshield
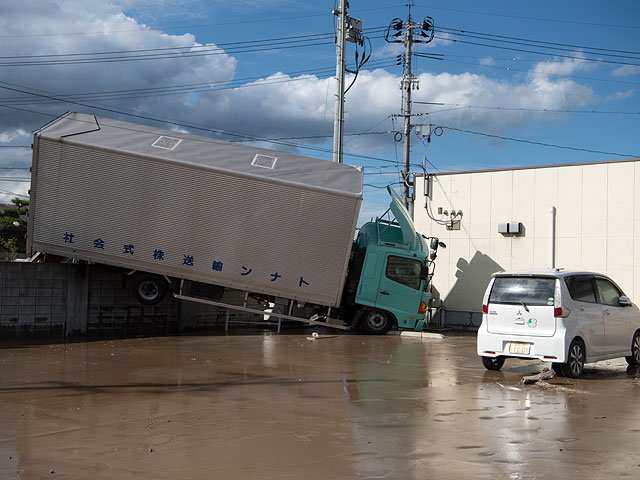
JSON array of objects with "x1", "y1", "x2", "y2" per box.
[{"x1": 489, "y1": 277, "x2": 556, "y2": 306}]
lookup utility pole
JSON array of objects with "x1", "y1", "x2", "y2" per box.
[
  {"x1": 332, "y1": 0, "x2": 347, "y2": 163},
  {"x1": 401, "y1": 17, "x2": 415, "y2": 212},
  {"x1": 385, "y1": 3, "x2": 434, "y2": 211},
  {"x1": 332, "y1": 1, "x2": 364, "y2": 163}
]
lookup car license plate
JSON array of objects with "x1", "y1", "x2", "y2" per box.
[{"x1": 509, "y1": 342, "x2": 531, "y2": 355}]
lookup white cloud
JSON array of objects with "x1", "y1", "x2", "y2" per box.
[
  {"x1": 612, "y1": 65, "x2": 640, "y2": 77},
  {"x1": 479, "y1": 57, "x2": 495, "y2": 66},
  {"x1": 604, "y1": 89, "x2": 634, "y2": 102},
  {"x1": 0, "y1": 0, "x2": 237, "y2": 132},
  {"x1": 0, "y1": 1, "x2": 605, "y2": 203},
  {"x1": 0, "y1": 130, "x2": 29, "y2": 144},
  {"x1": 531, "y1": 57, "x2": 596, "y2": 77}
]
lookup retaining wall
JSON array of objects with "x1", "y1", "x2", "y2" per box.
[{"x1": 0, "y1": 262, "x2": 255, "y2": 345}]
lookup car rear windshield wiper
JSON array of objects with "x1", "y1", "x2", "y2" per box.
[{"x1": 521, "y1": 301, "x2": 530, "y2": 312}]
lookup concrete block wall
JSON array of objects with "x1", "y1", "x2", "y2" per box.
[
  {"x1": 0, "y1": 262, "x2": 267, "y2": 345},
  {"x1": 1, "y1": 263, "x2": 70, "y2": 342}
]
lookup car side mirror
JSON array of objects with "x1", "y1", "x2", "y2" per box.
[{"x1": 619, "y1": 295, "x2": 631, "y2": 306}]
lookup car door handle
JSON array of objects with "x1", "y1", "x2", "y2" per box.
[
  {"x1": 379, "y1": 291, "x2": 389, "y2": 295},
  {"x1": 604, "y1": 309, "x2": 610, "y2": 315}
]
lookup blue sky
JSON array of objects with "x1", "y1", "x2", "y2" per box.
[{"x1": 0, "y1": 0, "x2": 638, "y2": 222}]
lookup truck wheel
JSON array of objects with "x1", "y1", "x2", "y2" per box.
[
  {"x1": 131, "y1": 274, "x2": 167, "y2": 305},
  {"x1": 481, "y1": 355, "x2": 505, "y2": 371},
  {"x1": 362, "y1": 310, "x2": 393, "y2": 335}
]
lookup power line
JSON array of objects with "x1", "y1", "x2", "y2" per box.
[
  {"x1": 0, "y1": 188, "x2": 28, "y2": 198},
  {"x1": 0, "y1": 26, "x2": 387, "y2": 68},
  {"x1": 440, "y1": 125, "x2": 640, "y2": 158},
  {"x1": 413, "y1": 3, "x2": 640, "y2": 30},
  {"x1": 438, "y1": 25, "x2": 640, "y2": 57},
  {"x1": 0, "y1": 39, "x2": 337, "y2": 67},
  {"x1": 0, "y1": 13, "x2": 390, "y2": 39},
  {"x1": 0, "y1": 59, "x2": 398, "y2": 105},
  {"x1": 0, "y1": 83, "x2": 403, "y2": 166},
  {"x1": 433, "y1": 35, "x2": 640, "y2": 67},
  {"x1": 0, "y1": 31, "x2": 338, "y2": 59},
  {"x1": 416, "y1": 102, "x2": 640, "y2": 116},
  {"x1": 435, "y1": 56, "x2": 640, "y2": 86}
]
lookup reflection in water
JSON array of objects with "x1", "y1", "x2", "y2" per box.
[
  {"x1": 345, "y1": 339, "x2": 429, "y2": 478},
  {"x1": 2, "y1": 336, "x2": 640, "y2": 479}
]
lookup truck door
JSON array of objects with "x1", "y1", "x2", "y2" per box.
[{"x1": 376, "y1": 254, "x2": 423, "y2": 328}]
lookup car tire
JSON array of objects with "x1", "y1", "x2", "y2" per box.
[
  {"x1": 131, "y1": 273, "x2": 167, "y2": 305},
  {"x1": 481, "y1": 355, "x2": 505, "y2": 371},
  {"x1": 362, "y1": 309, "x2": 393, "y2": 335},
  {"x1": 555, "y1": 339, "x2": 585, "y2": 378},
  {"x1": 625, "y1": 331, "x2": 640, "y2": 366}
]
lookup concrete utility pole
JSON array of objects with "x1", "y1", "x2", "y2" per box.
[
  {"x1": 401, "y1": 14, "x2": 415, "y2": 211},
  {"x1": 385, "y1": 3, "x2": 434, "y2": 211},
  {"x1": 333, "y1": 0, "x2": 347, "y2": 163}
]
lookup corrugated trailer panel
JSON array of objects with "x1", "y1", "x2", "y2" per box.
[{"x1": 28, "y1": 113, "x2": 362, "y2": 307}]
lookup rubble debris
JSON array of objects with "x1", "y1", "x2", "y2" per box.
[{"x1": 522, "y1": 367, "x2": 556, "y2": 384}]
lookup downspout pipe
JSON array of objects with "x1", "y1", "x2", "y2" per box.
[{"x1": 550, "y1": 206, "x2": 557, "y2": 269}]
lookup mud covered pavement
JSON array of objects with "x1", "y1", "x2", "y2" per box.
[{"x1": 1, "y1": 333, "x2": 639, "y2": 479}]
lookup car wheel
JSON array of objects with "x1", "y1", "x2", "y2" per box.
[
  {"x1": 625, "y1": 331, "x2": 640, "y2": 366},
  {"x1": 556, "y1": 339, "x2": 585, "y2": 378},
  {"x1": 362, "y1": 310, "x2": 393, "y2": 335},
  {"x1": 131, "y1": 274, "x2": 167, "y2": 305},
  {"x1": 481, "y1": 356, "x2": 505, "y2": 371}
]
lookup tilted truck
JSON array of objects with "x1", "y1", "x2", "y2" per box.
[{"x1": 26, "y1": 112, "x2": 442, "y2": 333}]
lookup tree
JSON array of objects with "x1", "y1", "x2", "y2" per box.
[{"x1": 0, "y1": 197, "x2": 29, "y2": 259}]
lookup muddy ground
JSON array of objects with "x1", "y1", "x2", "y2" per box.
[{"x1": 0, "y1": 332, "x2": 639, "y2": 479}]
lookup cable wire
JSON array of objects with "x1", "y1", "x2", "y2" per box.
[{"x1": 440, "y1": 125, "x2": 640, "y2": 157}]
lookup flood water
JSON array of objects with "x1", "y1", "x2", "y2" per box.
[{"x1": 0, "y1": 333, "x2": 639, "y2": 479}]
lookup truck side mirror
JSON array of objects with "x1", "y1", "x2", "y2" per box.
[
  {"x1": 430, "y1": 251, "x2": 437, "y2": 261},
  {"x1": 430, "y1": 237, "x2": 439, "y2": 251}
]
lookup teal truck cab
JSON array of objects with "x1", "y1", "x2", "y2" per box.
[{"x1": 342, "y1": 186, "x2": 443, "y2": 334}]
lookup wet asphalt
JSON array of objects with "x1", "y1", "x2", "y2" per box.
[{"x1": 0, "y1": 331, "x2": 639, "y2": 480}]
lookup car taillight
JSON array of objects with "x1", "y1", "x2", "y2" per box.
[
  {"x1": 482, "y1": 278, "x2": 495, "y2": 315},
  {"x1": 419, "y1": 301, "x2": 427, "y2": 314},
  {"x1": 554, "y1": 279, "x2": 571, "y2": 318}
]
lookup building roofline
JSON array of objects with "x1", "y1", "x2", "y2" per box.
[{"x1": 414, "y1": 157, "x2": 640, "y2": 177}]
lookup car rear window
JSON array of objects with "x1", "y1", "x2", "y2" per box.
[{"x1": 489, "y1": 277, "x2": 556, "y2": 306}]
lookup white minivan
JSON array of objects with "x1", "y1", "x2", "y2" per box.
[{"x1": 477, "y1": 269, "x2": 640, "y2": 377}]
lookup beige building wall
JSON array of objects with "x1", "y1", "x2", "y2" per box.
[{"x1": 413, "y1": 159, "x2": 640, "y2": 316}]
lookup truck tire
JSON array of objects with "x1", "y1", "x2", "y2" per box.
[
  {"x1": 131, "y1": 274, "x2": 167, "y2": 305},
  {"x1": 362, "y1": 309, "x2": 393, "y2": 335}
]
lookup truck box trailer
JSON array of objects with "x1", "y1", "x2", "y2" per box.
[{"x1": 27, "y1": 112, "x2": 440, "y2": 333}]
